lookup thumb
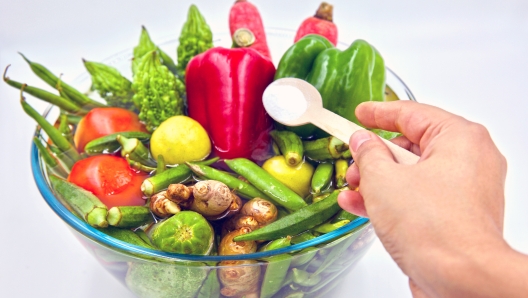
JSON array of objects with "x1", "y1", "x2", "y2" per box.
[{"x1": 350, "y1": 130, "x2": 396, "y2": 170}]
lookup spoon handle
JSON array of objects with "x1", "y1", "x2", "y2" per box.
[{"x1": 312, "y1": 108, "x2": 419, "y2": 165}]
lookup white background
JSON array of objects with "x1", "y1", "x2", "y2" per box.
[{"x1": 1, "y1": 0, "x2": 527, "y2": 297}]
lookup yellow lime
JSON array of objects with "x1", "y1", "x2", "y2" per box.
[
  {"x1": 150, "y1": 116, "x2": 211, "y2": 165},
  {"x1": 262, "y1": 156, "x2": 314, "y2": 198}
]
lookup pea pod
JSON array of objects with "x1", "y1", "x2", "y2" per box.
[
  {"x1": 311, "y1": 162, "x2": 333, "y2": 194},
  {"x1": 312, "y1": 219, "x2": 350, "y2": 234},
  {"x1": 107, "y1": 206, "x2": 153, "y2": 228},
  {"x1": 233, "y1": 190, "x2": 342, "y2": 241},
  {"x1": 197, "y1": 269, "x2": 220, "y2": 298},
  {"x1": 186, "y1": 162, "x2": 271, "y2": 200},
  {"x1": 260, "y1": 254, "x2": 292, "y2": 298},
  {"x1": 269, "y1": 130, "x2": 303, "y2": 167},
  {"x1": 290, "y1": 247, "x2": 318, "y2": 267},
  {"x1": 49, "y1": 175, "x2": 108, "y2": 228},
  {"x1": 84, "y1": 131, "x2": 151, "y2": 156},
  {"x1": 19, "y1": 53, "x2": 105, "y2": 108},
  {"x1": 292, "y1": 268, "x2": 321, "y2": 287},
  {"x1": 225, "y1": 158, "x2": 307, "y2": 212}
]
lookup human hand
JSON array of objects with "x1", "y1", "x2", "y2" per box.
[{"x1": 338, "y1": 101, "x2": 510, "y2": 297}]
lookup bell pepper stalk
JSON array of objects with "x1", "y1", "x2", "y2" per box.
[
  {"x1": 186, "y1": 46, "x2": 275, "y2": 161},
  {"x1": 275, "y1": 35, "x2": 386, "y2": 138}
]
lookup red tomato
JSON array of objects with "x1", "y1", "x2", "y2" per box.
[
  {"x1": 68, "y1": 155, "x2": 147, "y2": 208},
  {"x1": 74, "y1": 107, "x2": 147, "y2": 152}
]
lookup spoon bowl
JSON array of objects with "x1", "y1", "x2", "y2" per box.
[{"x1": 263, "y1": 78, "x2": 420, "y2": 165}]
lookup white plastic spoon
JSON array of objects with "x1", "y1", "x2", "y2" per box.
[{"x1": 262, "y1": 78, "x2": 419, "y2": 165}]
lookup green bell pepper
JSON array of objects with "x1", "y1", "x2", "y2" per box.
[{"x1": 275, "y1": 34, "x2": 386, "y2": 138}]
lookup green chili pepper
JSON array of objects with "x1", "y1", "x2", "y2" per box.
[
  {"x1": 233, "y1": 190, "x2": 342, "y2": 241},
  {"x1": 177, "y1": 4, "x2": 213, "y2": 77},
  {"x1": 19, "y1": 53, "x2": 105, "y2": 108},
  {"x1": 225, "y1": 158, "x2": 307, "y2": 212},
  {"x1": 275, "y1": 35, "x2": 386, "y2": 138},
  {"x1": 83, "y1": 59, "x2": 136, "y2": 111}
]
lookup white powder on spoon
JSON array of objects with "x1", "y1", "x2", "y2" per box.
[{"x1": 263, "y1": 84, "x2": 308, "y2": 124}]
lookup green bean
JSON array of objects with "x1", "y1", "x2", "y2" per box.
[
  {"x1": 19, "y1": 53, "x2": 105, "y2": 108},
  {"x1": 186, "y1": 162, "x2": 271, "y2": 200},
  {"x1": 33, "y1": 137, "x2": 68, "y2": 178},
  {"x1": 225, "y1": 158, "x2": 307, "y2": 211},
  {"x1": 20, "y1": 90, "x2": 80, "y2": 163}
]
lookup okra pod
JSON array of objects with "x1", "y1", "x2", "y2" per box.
[
  {"x1": 84, "y1": 131, "x2": 151, "y2": 155},
  {"x1": 126, "y1": 156, "x2": 156, "y2": 172},
  {"x1": 21, "y1": 91, "x2": 80, "y2": 163},
  {"x1": 233, "y1": 190, "x2": 342, "y2": 242},
  {"x1": 186, "y1": 162, "x2": 271, "y2": 200},
  {"x1": 19, "y1": 53, "x2": 105, "y2": 108},
  {"x1": 225, "y1": 158, "x2": 307, "y2": 212},
  {"x1": 303, "y1": 136, "x2": 349, "y2": 161},
  {"x1": 335, "y1": 159, "x2": 349, "y2": 188},
  {"x1": 311, "y1": 162, "x2": 334, "y2": 194},
  {"x1": 312, "y1": 219, "x2": 350, "y2": 234},
  {"x1": 269, "y1": 130, "x2": 304, "y2": 167},
  {"x1": 33, "y1": 137, "x2": 68, "y2": 178},
  {"x1": 141, "y1": 158, "x2": 219, "y2": 196},
  {"x1": 107, "y1": 206, "x2": 153, "y2": 228},
  {"x1": 49, "y1": 175, "x2": 108, "y2": 228},
  {"x1": 260, "y1": 254, "x2": 292, "y2": 298},
  {"x1": 97, "y1": 226, "x2": 154, "y2": 249},
  {"x1": 118, "y1": 134, "x2": 157, "y2": 167}
]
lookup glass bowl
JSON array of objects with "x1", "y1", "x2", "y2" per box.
[{"x1": 31, "y1": 28, "x2": 415, "y2": 298}]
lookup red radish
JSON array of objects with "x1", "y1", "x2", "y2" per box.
[
  {"x1": 229, "y1": 0, "x2": 271, "y2": 60},
  {"x1": 73, "y1": 107, "x2": 147, "y2": 152},
  {"x1": 294, "y1": 2, "x2": 338, "y2": 46},
  {"x1": 68, "y1": 155, "x2": 147, "y2": 208}
]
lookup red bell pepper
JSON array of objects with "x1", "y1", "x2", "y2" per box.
[{"x1": 185, "y1": 47, "x2": 275, "y2": 161}]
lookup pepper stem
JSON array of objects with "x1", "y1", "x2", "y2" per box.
[
  {"x1": 232, "y1": 28, "x2": 256, "y2": 48},
  {"x1": 315, "y1": 2, "x2": 334, "y2": 22}
]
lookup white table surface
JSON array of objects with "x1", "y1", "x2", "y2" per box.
[{"x1": 1, "y1": 0, "x2": 527, "y2": 297}]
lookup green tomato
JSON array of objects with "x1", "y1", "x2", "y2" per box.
[{"x1": 262, "y1": 156, "x2": 314, "y2": 198}]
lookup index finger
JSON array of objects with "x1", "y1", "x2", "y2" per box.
[{"x1": 355, "y1": 101, "x2": 464, "y2": 148}]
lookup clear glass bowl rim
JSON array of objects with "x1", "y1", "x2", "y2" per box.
[{"x1": 30, "y1": 27, "x2": 414, "y2": 262}]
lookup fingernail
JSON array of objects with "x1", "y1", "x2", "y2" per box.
[{"x1": 351, "y1": 130, "x2": 371, "y2": 152}]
